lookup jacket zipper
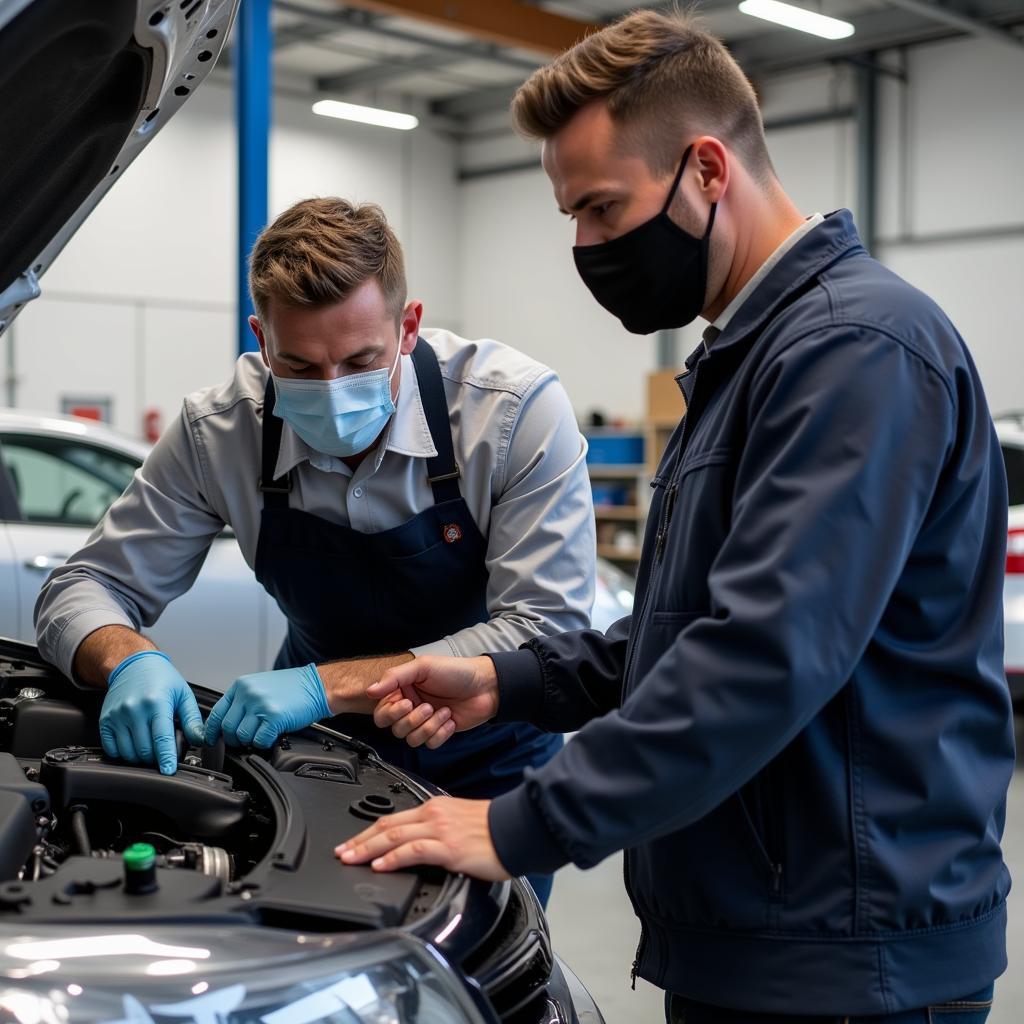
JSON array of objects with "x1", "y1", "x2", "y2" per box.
[
  {"x1": 654, "y1": 482, "x2": 679, "y2": 562},
  {"x1": 630, "y1": 924, "x2": 648, "y2": 990}
]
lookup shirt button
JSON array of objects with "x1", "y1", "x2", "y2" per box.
[{"x1": 353, "y1": 487, "x2": 363, "y2": 498}]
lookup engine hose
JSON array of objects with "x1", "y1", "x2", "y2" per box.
[{"x1": 69, "y1": 806, "x2": 92, "y2": 857}]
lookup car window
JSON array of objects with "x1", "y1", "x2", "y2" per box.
[
  {"x1": 1002, "y1": 443, "x2": 1024, "y2": 509},
  {"x1": 0, "y1": 434, "x2": 139, "y2": 527}
]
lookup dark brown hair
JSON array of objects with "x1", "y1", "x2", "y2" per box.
[{"x1": 249, "y1": 197, "x2": 407, "y2": 321}]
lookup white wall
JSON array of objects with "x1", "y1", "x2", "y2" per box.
[{"x1": 4, "y1": 78, "x2": 460, "y2": 437}]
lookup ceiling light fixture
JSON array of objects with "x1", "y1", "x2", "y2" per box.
[
  {"x1": 312, "y1": 100, "x2": 419, "y2": 131},
  {"x1": 738, "y1": 0, "x2": 855, "y2": 39}
]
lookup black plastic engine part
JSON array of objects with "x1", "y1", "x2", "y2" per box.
[
  {"x1": 0, "y1": 791, "x2": 39, "y2": 882},
  {"x1": 0, "y1": 696, "x2": 98, "y2": 758},
  {"x1": 0, "y1": 856, "x2": 225, "y2": 919},
  {"x1": 0, "y1": 752, "x2": 48, "y2": 815},
  {"x1": 40, "y1": 748, "x2": 248, "y2": 841},
  {"x1": 350, "y1": 793, "x2": 395, "y2": 821}
]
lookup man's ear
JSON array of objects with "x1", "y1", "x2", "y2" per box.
[
  {"x1": 249, "y1": 315, "x2": 271, "y2": 367},
  {"x1": 400, "y1": 301, "x2": 424, "y2": 355},
  {"x1": 691, "y1": 136, "x2": 730, "y2": 204}
]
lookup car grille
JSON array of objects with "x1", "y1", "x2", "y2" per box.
[{"x1": 461, "y1": 882, "x2": 554, "y2": 1022}]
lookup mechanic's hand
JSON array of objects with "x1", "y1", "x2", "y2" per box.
[
  {"x1": 204, "y1": 664, "x2": 330, "y2": 749},
  {"x1": 368, "y1": 655, "x2": 500, "y2": 749},
  {"x1": 100, "y1": 651, "x2": 205, "y2": 775},
  {"x1": 335, "y1": 797, "x2": 509, "y2": 880}
]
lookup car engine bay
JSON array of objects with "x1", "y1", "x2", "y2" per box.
[{"x1": 0, "y1": 640, "x2": 565, "y2": 1024}]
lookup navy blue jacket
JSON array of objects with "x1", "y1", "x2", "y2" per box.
[{"x1": 488, "y1": 210, "x2": 1014, "y2": 1015}]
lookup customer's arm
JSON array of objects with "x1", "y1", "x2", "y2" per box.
[{"x1": 489, "y1": 326, "x2": 957, "y2": 876}]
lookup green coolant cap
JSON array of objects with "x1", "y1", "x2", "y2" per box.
[{"x1": 123, "y1": 843, "x2": 157, "y2": 871}]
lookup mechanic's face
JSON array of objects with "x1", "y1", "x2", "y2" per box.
[
  {"x1": 543, "y1": 101, "x2": 709, "y2": 248},
  {"x1": 249, "y1": 278, "x2": 421, "y2": 403}
]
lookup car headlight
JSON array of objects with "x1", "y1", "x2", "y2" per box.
[{"x1": 0, "y1": 927, "x2": 490, "y2": 1024}]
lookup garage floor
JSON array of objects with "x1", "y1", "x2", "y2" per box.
[{"x1": 546, "y1": 716, "x2": 1024, "y2": 1024}]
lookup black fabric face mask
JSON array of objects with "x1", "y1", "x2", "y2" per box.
[{"x1": 572, "y1": 145, "x2": 717, "y2": 335}]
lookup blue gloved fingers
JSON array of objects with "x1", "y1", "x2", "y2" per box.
[
  {"x1": 99, "y1": 720, "x2": 120, "y2": 761},
  {"x1": 218, "y1": 695, "x2": 250, "y2": 748},
  {"x1": 251, "y1": 718, "x2": 280, "y2": 749},
  {"x1": 128, "y1": 719, "x2": 155, "y2": 766},
  {"x1": 233, "y1": 711, "x2": 265, "y2": 748},
  {"x1": 114, "y1": 728, "x2": 140, "y2": 764},
  {"x1": 204, "y1": 691, "x2": 234, "y2": 746},
  {"x1": 152, "y1": 724, "x2": 181, "y2": 776},
  {"x1": 174, "y1": 686, "x2": 206, "y2": 747}
]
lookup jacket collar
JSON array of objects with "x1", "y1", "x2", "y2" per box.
[{"x1": 705, "y1": 208, "x2": 865, "y2": 358}]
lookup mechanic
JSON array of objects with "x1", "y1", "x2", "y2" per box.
[
  {"x1": 336, "y1": 11, "x2": 1015, "y2": 1023},
  {"x1": 34, "y1": 196, "x2": 596, "y2": 906}
]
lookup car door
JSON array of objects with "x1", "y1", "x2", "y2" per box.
[{"x1": 0, "y1": 430, "x2": 283, "y2": 686}]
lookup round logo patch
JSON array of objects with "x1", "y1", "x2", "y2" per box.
[{"x1": 443, "y1": 523, "x2": 463, "y2": 544}]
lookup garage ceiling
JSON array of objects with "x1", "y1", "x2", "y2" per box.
[{"x1": 245, "y1": 0, "x2": 1024, "y2": 129}]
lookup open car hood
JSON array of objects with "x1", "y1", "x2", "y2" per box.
[{"x1": 0, "y1": 0, "x2": 239, "y2": 334}]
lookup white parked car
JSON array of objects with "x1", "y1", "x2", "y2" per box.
[
  {"x1": 0, "y1": 409, "x2": 634, "y2": 686},
  {"x1": 997, "y1": 414, "x2": 1024, "y2": 702},
  {"x1": 0, "y1": 409, "x2": 289, "y2": 684}
]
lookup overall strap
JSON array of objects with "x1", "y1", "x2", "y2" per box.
[
  {"x1": 410, "y1": 339, "x2": 462, "y2": 504},
  {"x1": 259, "y1": 376, "x2": 292, "y2": 509}
]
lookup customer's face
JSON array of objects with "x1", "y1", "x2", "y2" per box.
[{"x1": 542, "y1": 101, "x2": 705, "y2": 248}]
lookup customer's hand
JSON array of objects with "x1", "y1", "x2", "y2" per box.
[
  {"x1": 369, "y1": 655, "x2": 500, "y2": 749},
  {"x1": 100, "y1": 651, "x2": 205, "y2": 775},
  {"x1": 336, "y1": 796, "x2": 508, "y2": 880},
  {"x1": 204, "y1": 664, "x2": 330, "y2": 749}
]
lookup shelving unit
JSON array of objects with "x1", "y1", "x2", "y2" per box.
[
  {"x1": 585, "y1": 376, "x2": 687, "y2": 571},
  {"x1": 585, "y1": 430, "x2": 647, "y2": 569}
]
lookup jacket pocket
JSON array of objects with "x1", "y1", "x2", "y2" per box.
[{"x1": 736, "y1": 761, "x2": 786, "y2": 904}]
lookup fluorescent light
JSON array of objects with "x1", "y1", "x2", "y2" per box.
[
  {"x1": 312, "y1": 100, "x2": 419, "y2": 131},
  {"x1": 739, "y1": 0, "x2": 854, "y2": 39}
]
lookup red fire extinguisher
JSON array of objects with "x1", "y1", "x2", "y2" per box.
[{"x1": 143, "y1": 407, "x2": 162, "y2": 444}]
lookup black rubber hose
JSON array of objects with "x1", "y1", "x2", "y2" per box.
[{"x1": 69, "y1": 806, "x2": 91, "y2": 857}]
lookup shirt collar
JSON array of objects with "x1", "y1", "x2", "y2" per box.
[
  {"x1": 709, "y1": 212, "x2": 826, "y2": 344},
  {"x1": 271, "y1": 351, "x2": 438, "y2": 480}
]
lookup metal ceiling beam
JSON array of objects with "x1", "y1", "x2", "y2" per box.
[
  {"x1": 274, "y1": 2, "x2": 542, "y2": 70},
  {"x1": 316, "y1": 48, "x2": 453, "y2": 91},
  {"x1": 431, "y1": 82, "x2": 520, "y2": 119},
  {"x1": 882, "y1": 0, "x2": 1024, "y2": 53},
  {"x1": 334, "y1": 0, "x2": 599, "y2": 56}
]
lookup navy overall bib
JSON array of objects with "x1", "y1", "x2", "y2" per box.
[{"x1": 254, "y1": 339, "x2": 562, "y2": 903}]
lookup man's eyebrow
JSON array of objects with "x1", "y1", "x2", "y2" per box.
[
  {"x1": 559, "y1": 190, "x2": 604, "y2": 216},
  {"x1": 278, "y1": 344, "x2": 382, "y2": 363}
]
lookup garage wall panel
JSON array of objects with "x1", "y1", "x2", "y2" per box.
[
  {"x1": 12, "y1": 299, "x2": 138, "y2": 434},
  {"x1": 140, "y1": 306, "x2": 237, "y2": 434},
  {"x1": 460, "y1": 168, "x2": 657, "y2": 422}
]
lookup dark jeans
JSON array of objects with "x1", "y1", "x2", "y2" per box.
[{"x1": 665, "y1": 985, "x2": 994, "y2": 1024}]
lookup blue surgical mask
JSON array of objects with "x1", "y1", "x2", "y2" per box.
[{"x1": 272, "y1": 343, "x2": 402, "y2": 458}]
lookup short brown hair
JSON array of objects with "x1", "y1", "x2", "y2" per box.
[
  {"x1": 249, "y1": 197, "x2": 407, "y2": 322},
  {"x1": 512, "y1": 8, "x2": 773, "y2": 183}
]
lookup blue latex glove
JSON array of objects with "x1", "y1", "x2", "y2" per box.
[
  {"x1": 100, "y1": 651, "x2": 206, "y2": 775},
  {"x1": 204, "y1": 665, "x2": 331, "y2": 749}
]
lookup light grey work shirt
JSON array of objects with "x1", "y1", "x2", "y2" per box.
[{"x1": 35, "y1": 329, "x2": 597, "y2": 679}]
